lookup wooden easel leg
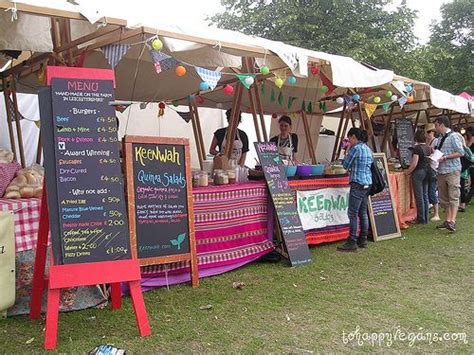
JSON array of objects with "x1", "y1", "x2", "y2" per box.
[
  {"x1": 110, "y1": 283, "x2": 122, "y2": 310},
  {"x1": 128, "y1": 281, "x2": 151, "y2": 337},
  {"x1": 44, "y1": 288, "x2": 60, "y2": 350},
  {"x1": 30, "y1": 190, "x2": 50, "y2": 319}
]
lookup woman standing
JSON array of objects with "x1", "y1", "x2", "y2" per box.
[
  {"x1": 404, "y1": 130, "x2": 431, "y2": 224},
  {"x1": 337, "y1": 128, "x2": 373, "y2": 252},
  {"x1": 269, "y1": 115, "x2": 299, "y2": 163}
]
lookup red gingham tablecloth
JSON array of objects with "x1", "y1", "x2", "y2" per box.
[{"x1": 0, "y1": 197, "x2": 41, "y2": 252}]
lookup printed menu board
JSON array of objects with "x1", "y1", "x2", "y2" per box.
[
  {"x1": 395, "y1": 118, "x2": 415, "y2": 168},
  {"x1": 368, "y1": 153, "x2": 401, "y2": 241},
  {"x1": 124, "y1": 136, "x2": 198, "y2": 270},
  {"x1": 254, "y1": 142, "x2": 312, "y2": 267},
  {"x1": 42, "y1": 77, "x2": 131, "y2": 264}
]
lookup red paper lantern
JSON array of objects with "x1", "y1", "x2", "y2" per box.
[
  {"x1": 223, "y1": 85, "x2": 234, "y2": 96},
  {"x1": 158, "y1": 102, "x2": 166, "y2": 109},
  {"x1": 310, "y1": 66, "x2": 320, "y2": 75},
  {"x1": 271, "y1": 113, "x2": 278, "y2": 119},
  {"x1": 195, "y1": 96, "x2": 205, "y2": 104}
]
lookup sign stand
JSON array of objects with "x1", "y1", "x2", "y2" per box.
[{"x1": 30, "y1": 188, "x2": 151, "y2": 350}]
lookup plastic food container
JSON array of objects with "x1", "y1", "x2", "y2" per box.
[
  {"x1": 285, "y1": 165, "x2": 297, "y2": 177},
  {"x1": 310, "y1": 164, "x2": 325, "y2": 176},
  {"x1": 296, "y1": 165, "x2": 313, "y2": 177},
  {"x1": 226, "y1": 170, "x2": 236, "y2": 184},
  {"x1": 213, "y1": 170, "x2": 229, "y2": 185}
]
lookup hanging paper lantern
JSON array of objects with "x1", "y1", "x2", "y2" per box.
[
  {"x1": 139, "y1": 102, "x2": 148, "y2": 110},
  {"x1": 195, "y1": 96, "x2": 205, "y2": 104},
  {"x1": 310, "y1": 66, "x2": 320, "y2": 75},
  {"x1": 275, "y1": 78, "x2": 284, "y2": 89},
  {"x1": 407, "y1": 95, "x2": 414, "y2": 103},
  {"x1": 223, "y1": 85, "x2": 234, "y2": 96},
  {"x1": 391, "y1": 95, "x2": 398, "y2": 101},
  {"x1": 352, "y1": 94, "x2": 361, "y2": 102},
  {"x1": 373, "y1": 96, "x2": 381, "y2": 104},
  {"x1": 287, "y1": 76, "x2": 297, "y2": 85},
  {"x1": 175, "y1": 65, "x2": 186, "y2": 77},
  {"x1": 406, "y1": 84, "x2": 413, "y2": 93},
  {"x1": 320, "y1": 85, "x2": 329, "y2": 94},
  {"x1": 260, "y1": 66, "x2": 270, "y2": 75},
  {"x1": 172, "y1": 100, "x2": 179, "y2": 107},
  {"x1": 187, "y1": 95, "x2": 194, "y2": 103},
  {"x1": 336, "y1": 97, "x2": 344, "y2": 104},
  {"x1": 199, "y1": 81, "x2": 210, "y2": 91},
  {"x1": 244, "y1": 76, "x2": 255, "y2": 87},
  {"x1": 216, "y1": 103, "x2": 224, "y2": 109},
  {"x1": 271, "y1": 113, "x2": 278, "y2": 119},
  {"x1": 158, "y1": 101, "x2": 166, "y2": 117},
  {"x1": 151, "y1": 38, "x2": 163, "y2": 51},
  {"x1": 385, "y1": 90, "x2": 393, "y2": 98}
]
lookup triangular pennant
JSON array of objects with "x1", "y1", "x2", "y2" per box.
[
  {"x1": 261, "y1": 83, "x2": 266, "y2": 96},
  {"x1": 307, "y1": 101, "x2": 313, "y2": 113},
  {"x1": 236, "y1": 74, "x2": 256, "y2": 89},
  {"x1": 343, "y1": 95, "x2": 352, "y2": 106},
  {"x1": 382, "y1": 102, "x2": 391, "y2": 112},
  {"x1": 7, "y1": 96, "x2": 25, "y2": 122},
  {"x1": 102, "y1": 44, "x2": 131, "y2": 68},
  {"x1": 364, "y1": 103, "x2": 378, "y2": 119},
  {"x1": 149, "y1": 50, "x2": 179, "y2": 74},
  {"x1": 278, "y1": 91, "x2": 284, "y2": 106},
  {"x1": 301, "y1": 100, "x2": 306, "y2": 112},
  {"x1": 287, "y1": 96, "x2": 296, "y2": 110},
  {"x1": 398, "y1": 96, "x2": 408, "y2": 108},
  {"x1": 319, "y1": 72, "x2": 336, "y2": 95},
  {"x1": 319, "y1": 101, "x2": 327, "y2": 113},
  {"x1": 195, "y1": 67, "x2": 222, "y2": 90},
  {"x1": 177, "y1": 110, "x2": 193, "y2": 123},
  {"x1": 270, "y1": 88, "x2": 276, "y2": 102},
  {"x1": 34, "y1": 120, "x2": 41, "y2": 129}
]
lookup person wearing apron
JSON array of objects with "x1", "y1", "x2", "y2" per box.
[
  {"x1": 209, "y1": 109, "x2": 250, "y2": 167},
  {"x1": 270, "y1": 115, "x2": 299, "y2": 164}
]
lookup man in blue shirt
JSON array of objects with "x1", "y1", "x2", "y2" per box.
[
  {"x1": 434, "y1": 116, "x2": 464, "y2": 232},
  {"x1": 338, "y1": 128, "x2": 373, "y2": 252}
]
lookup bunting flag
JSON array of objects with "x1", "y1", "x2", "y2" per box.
[
  {"x1": 6, "y1": 96, "x2": 25, "y2": 122},
  {"x1": 319, "y1": 72, "x2": 336, "y2": 94},
  {"x1": 261, "y1": 83, "x2": 266, "y2": 96},
  {"x1": 195, "y1": 67, "x2": 222, "y2": 90},
  {"x1": 319, "y1": 101, "x2": 327, "y2": 113},
  {"x1": 102, "y1": 44, "x2": 131, "y2": 68},
  {"x1": 307, "y1": 101, "x2": 313, "y2": 113},
  {"x1": 343, "y1": 95, "x2": 352, "y2": 106},
  {"x1": 287, "y1": 96, "x2": 296, "y2": 110},
  {"x1": 177, "y1": 110, "x2": 193, "y2": 123},
  {"x1": 270, "y1": 88, "x2": 276, "y2": 102},
  {"x1": 398, "y1": 96, "x2": 408, "y2": 108},
  {"x1": 301, "y1": 100, "x2": 306, "y2": 112},
  {"x1": 149, "y1": 50, "x2": 179, "y2": 74},
  {"x1": 236, "y1": 74, "x2": 256, "y2": 89},
  {"x1": 34, "y1": 120, "x2": 41, "y2": 129},
  {"x1": 382, "y1": 102, "x2": 391, "y2": 112},
  {"x1": 278, "y1": 91, "x2": 284, "y2": 105},
  {"x1": 364, "y1": 103, "x2": 378, "y2": 118}
]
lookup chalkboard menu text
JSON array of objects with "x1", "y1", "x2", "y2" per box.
[
  {"x1": 396, "y1": 118, "x2": 415, "y2": 168},
  {"x1": 255, "y1": 142, "x2": 312, "y2": 267}
]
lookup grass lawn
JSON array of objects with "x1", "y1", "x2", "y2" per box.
[{"x1": 1, "y1": 208, "x2": 473, "y2": 353}]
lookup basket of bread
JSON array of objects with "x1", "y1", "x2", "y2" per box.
[{"x1": 4, "y1": 164, "x2": 44, "y2": 199}]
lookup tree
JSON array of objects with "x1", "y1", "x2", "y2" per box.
[{"x1": 209, "y1": 0, "x2": 417, "y2": 75}]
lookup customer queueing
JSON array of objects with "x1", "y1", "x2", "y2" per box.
[
  {"x1": 433, "y1": 116, "x2": 465, "y2": 233},
  {"x1": 337, "y1": 128, "x2": 373, "y2": 252},
  {"x1": 404, "y1": 130, "x2": 431, "y2": 224},
  {"x1": 425, "y1": 123, "x2": 440, "y2": 221}
]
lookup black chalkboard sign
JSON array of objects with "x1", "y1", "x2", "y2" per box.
[
  {"x1": 123, "y1": 136, "x2": 198, "y2": 285},
  {"x1": 40, "y1": 77, "x2": 131, "y2": 264},
  {"x1": 395, "y1": 118, "x2": 414, "y2": 168},
  {"x1": 254, "y1": 142, "x2": 312, "y2": 267},
  {"x1": 368, "y1": 153, "x2": 401, "y2": 241}
]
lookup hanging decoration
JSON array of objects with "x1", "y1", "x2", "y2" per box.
[
  {"x1": 102, "y1": 44, "x2": 131, "y2": 68},
  {"x1": 278, "y1": 91, "x2": 284, "y2": 106},
  {"x1": 287, "y1": 96, "x2": 296, "y2": 110},
  {"x1": 158, "y1": 102, "x2": 166, "y2": 117},
  {"x1": 139, "y1": 102, "x2": 148, "y2": 110},
  {"x1": 320, "y1": 85, "x2": 329, "y2": 94},
  {"x1": 385, "y1": 90, "x2": 393, "y2": 98},
  {"x1": 398, "y1": 96, "x2": 408, "y2": 108},
  {"x1": 407, "y1": 95, "x2": 414, "y2": 103},
  {"x1": 343, "y1": 95, "x2": 353, "y2": 106},
  {"x1": 172, "y1": 100, "x2": 179, "y2": 107},
  {"x1": 382, "y1": 102, "x2": 391, "y2": 112},
  {"x1": 223, "y1": 85, "x2": 234, "y2": 96},
  {"x1": 195, "y1": 67, "x2": 222, "y2": 90},
  {"x1": 151, "y1": 38, "x2": 163, "y2": 51},
  {"x1": 275, "y1": 77, "x2": 284, "y2": 89},
  {"x1": 195, "y1": 96, "x2": 205, "y2": 105},
  {"x1": 351, "y1": 93, "x2": 361, "y2": 102},
  {"x1": 236, "y1": 73, "x2": 256, "y2": 89},
  {"x1": 199, "y1": 81, "x2": 210, "y2": 91},
  {"x1": 270, "y1": 88, "x2": 276, "y2": 102},
  {"x1": 319, "y1": 72, "x2": 335, "y2": 95},
  {"x1": 175, "y1": 65, "x2": 186, "y2": 77},
  {"x1": 310, "y1": 66, "x2": 320, "y2": 75},
  {"x1": 364, "y1": 103, "x2": 377, "y2": 119},
  {"x1": 287, "y1": 76, "x2": 297, "y2": 85},
  {"x1": 319, "y1": 101, "x2": 327, "y2": 113},
  {"x1": 301, "y1": 100, "x2": 306, "y2": 112},
  {"x1": 271, "y1": 113, "x2": 278, "y2": 119},
  {"x1": 373, "y1": 96, "x2": 381, "y2": 104},
  {"x1": 307, "y1": 101, "x2": 313, "y2": 113},
  {"x1": 149, "y1": 50, "x2": 179, "y2": 74},
  {"x1": 405, "y1": 84, "x2": 413, "y2": 93},
  {"x1": 176, "y1": 110, "x2": 193, "y2": 123},
  {"x1": 260, "y1": 66, "x2": 270, "y2": 75},
  {"x1": 391, "y1": 95, "x2": 398, "y2": 101},
  {"x1": 261, "y1": 82, "x2": 266, "y2": 96},
  {"x1": 336, "y1": 97, "x2": 344, "y2": 104}
]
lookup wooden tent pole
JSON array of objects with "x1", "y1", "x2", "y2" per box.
[
  {"x1": 188, "y1": 101, "x2": 204, "y2": 170},
  {"x1": 358, "y1": 102, "x2": 377, "y2": 152},
  {"x1": 301, "y1": 111, "x2": 316, "y2": 164},
  {"x1": 2, "y1": 79, "x2": 18, "y2": 161},
  {"x1": 336, "y1": 111, "x2": 351, "y2": 159},
  {"x1": 243, "y1": 58, "x2": 262, "y2": 142},
  {"x1": 413, "y1": 111, "x2": 421, "y2": 132},
  {"x1": 10, "y1": 79, "x2": 26, "y2": 167},
  {"x1": 381, "y1": 105, "x2": 394, "y2": 153},
  {"x1": 253, "y1": 81, "x2": 268, "y2": 141},
  {"x1": 191, "y1": 101, "x2": 206, "y2": 161},
  {"x1": 224, "y1": 83, "x2": 244, "y2": 158},
  {"x1": 331, "y1": 102, "x2": 346, "y2": 161}
]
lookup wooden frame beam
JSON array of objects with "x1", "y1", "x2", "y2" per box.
[{"x1": 301, "y1": 110, "x2": 316, "y2": 164}]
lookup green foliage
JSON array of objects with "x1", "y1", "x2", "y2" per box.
[{"x1": 209, "y1": 0, "x2": 473, "y2": 94}]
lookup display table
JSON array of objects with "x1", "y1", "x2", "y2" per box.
[{"x1": 388, "y1": 172, "x2": 417, "y2": 229}]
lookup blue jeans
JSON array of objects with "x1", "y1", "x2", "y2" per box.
[
  {"x1": 428, "y1": 169, "x2": 438, "y2": 205},
  {"x1": 348, "y1": 182, "x2": 370, "y2": 242},
  {"x1": 412, "y1": 169, "x2": 429, "y2": 224}
]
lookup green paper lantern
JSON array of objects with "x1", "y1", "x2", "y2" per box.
[
  {"x1": 320, "y1": 85, "x2": 329, "y2": 94},
  {"x1": 260, "y1": 66, "x2": 270, "y2": 75},
  {"x1": 385, "y1": 90, "x2": 393, "y2": 98}
]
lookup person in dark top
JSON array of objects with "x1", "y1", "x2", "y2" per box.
[
  {"x1": 459, "y1": 128, "x2": 474, "y2": 211},
  {"x1": 404, "y1": 129, "x2": 432, "y2": 224},
  {"x1": 209, "y1": 109, "x2": 249, "y2": 167},
  {"x1": 269, "y1": 115, "x2": 299, "y2": 163}
]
